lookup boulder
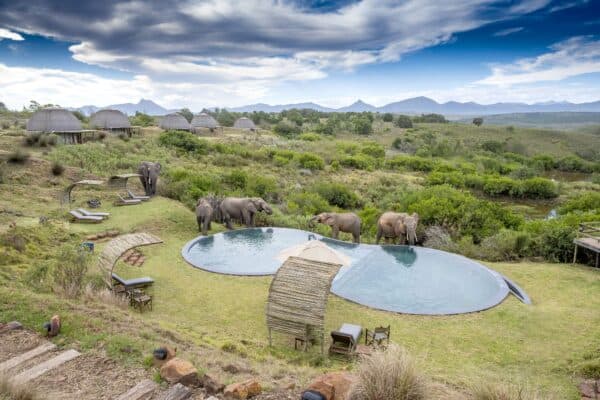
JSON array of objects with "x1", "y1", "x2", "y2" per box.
[
  {"x1": 304, "y1": 372, "x2": 355, "y2": 400},
  {"x1": 0, "y1": 321, "x2": 23, "y2": 333},
  {"x1": 199, "y1": 373, "x2": 225, "y2": 394},
  {"x1": 160, "y1": 358, "x2": 198, "y2": 386},
  {"x1": 224, "y1": 379, "x2": 262, "y2": 399},
  {"x1": 578, "y1": 379, "x2": 597, "y2": 398}
]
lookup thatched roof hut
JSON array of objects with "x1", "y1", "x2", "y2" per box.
[
  {"x1": 90, "y1": 109, "x2": 131, "y2": 130},
  {"x1": 191, "y1": 113, "x2": 219, "y2": 129},
  {"x1": 159, "y1": 113, "x2": 190, "y2": 131},
  {"x1": 27, "y1": 107, "x2": 82, "y2": 132},
  {"x1": 233, "y1": 117, "x2": 256, "y2": 130}
]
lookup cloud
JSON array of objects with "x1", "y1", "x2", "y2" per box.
[
  {"x1": 0, "y1": 27, "x2": 24, "y2": 41},
  {"x1": 549, "y1": 0, "x2": 589, "y2": 13},
  {"x1": 493, "y1": 27, "x2": 524, "y2": 36},
  {"x1": 477, "y1": 36, "x2": 600, "y2": 86}
]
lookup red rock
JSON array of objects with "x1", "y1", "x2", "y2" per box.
[
  {"x1": 224, "y1": 379, "x2": 262, "y2": 399},
  {"x1": 305, "y1": 372, "x2": 355, "y2": 400},
  {"x1": 579, "y1": 379, "x2": 597, "y2": 398},
  {"x1": 160, "y1": 358, "x2": 198, "y2": 386}
]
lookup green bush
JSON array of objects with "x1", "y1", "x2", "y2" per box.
[
  {"x1": 51, "y1": 245, "x2": 91, "y2": 298},
  {"x1": 351, "y1": 115, "x2": 373, "y2": 135},
  {"x1": 394, "y1": 115, "x2": 413, "y2": 128},
  {"x1": 273, "y1": 121, "x2": 301, "y2": 138},
  {"x1": 223, "y1": 169, "x2": 248, "y2": 190},
  {"x1": 532, "y1": 154, "x2": 555, "y2": 170},
  {"x1": 340, "y1": 155, "x2": 372, "y2": 170},
  {"x1": 247, "y1": 175, "x2": 278, "y2": 199},
  {"x1": 51, "y1": 162, "x2": 65, "y2": 176},
  {"x1": 413, "y1": 113, "x2": 447, "y2": 123},
  {"x1": 559, "y1": 192, "x2": 600, "y2": 214},
  {"x1": 130, "y1": 112, "x2": 154, "y2": 127},
  {"x1": 386, "y1": 155, "x2": 437, "y2": 172},
  {"x1": 298, "y1": 132, "x2": 321, "y2": 141},
  {"x1": 287, "y1": 192, "x2": 329, "y2": 215},
  {"x1": 382, "y1": 113, "x2": 394, "y2": 122},
  {"x1": 523, "y1": 216, "x2": 588, "y2": 262},
  {"x1": 556, "y1": 156, "x2": 592, "y2": 172},
  {"x1": 360, "y1": 142, "x2": 385, "y2": 158},
  {"x1": 159, "y1": 130, "x2": 210, "y2": 155},
  {"x1": 478, "y1": 230, "x2": 530, "y2": 261},
  {"x1": 482, "y1": 176, "x2": 516, "y2": 197},
  {"x1": 313, "y1": 182, "x2": 362, "y2": 209},
  {"x1": 520, "y1": 177, "x2": 558, "y2": 199},
  {"x1": 296, "y1": 153, "x2": 324, "y2": 170},
  {"x1": 273, "y1": 155, "x2": 291, "y2": 167},
  {"x1": 8, "y1": 149, "x2": 30, "y2": 164}
]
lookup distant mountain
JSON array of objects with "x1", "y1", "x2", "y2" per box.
[
  {"x1": 458, "y1": 112, "x2": 600, "y2": 130},
  {"x1": 337, "y1": 100, "x2": 378, "y2": 112},
  {"x1": 72, "y1": 99, "x2": 175, "y2": 116},
  {"x1": 228, "y1": 102, "x2": 334, "y2": 113}
]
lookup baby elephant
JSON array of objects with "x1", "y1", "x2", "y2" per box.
[
  {"x1": 196, "y1": 198, "x2": 213, "y2": 235},
  {"x1": 310, "y1": 212, "x2": 361, "y2": 243}
]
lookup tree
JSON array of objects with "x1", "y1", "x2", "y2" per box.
[
  {"x1": 394, "y1": 115, "x2": 413, "y2": 128},
  {"x1": 216, "y1": 109, "x2": 235, "y2": 127},
  {"x1": 351, "y1": 115, "x2": 373, "y2": 135},
  {"x1": 472, "y1": 117, "x2": 483, "y2": 126},
  {"x1": 72, "y1": 110, "x2": 88, "y2": 123},
  {"x1": 382, "y1": 113, "x2": 394, "y2": 122},
  {"x1": 179, "y1": 108, "x2": 194, "y2": 123},
  {"x1": 0, "y1": 102, "x2": 7, "y2": 112},
  {"x1": 413, "y1": 113, "x2": 447, "y2": 123},
  {"x1": 130, "y1": 111, "x2": 154, "y2": 127}
]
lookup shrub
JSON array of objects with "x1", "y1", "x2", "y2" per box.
[
  {"x1": 298, "y1": 132, "x2": 321, "y2": 141},
  {"x1": 524, "y1": 218, "x2": 577, "y2": 262},
  {"x1": 7, "y1": 149, "x2": 30, "y2": 164},
  {"x1": 0, "y1": 121, "x2": 10, "y2": 129},
  {"x1": 47, "y1": 134, "x2": 58, "y2": 146},
  {"x1": 0, "y1": 374, "x2": 41, "y2": 400},
  {"x1": 556, "y1": 156, "x2": 592, "y2": 172},
  {"x1": 360, "y1": 142, "x2": 385, "y2": 158},
  {"x1": 520, "y1": 177, "x2": 558, "y2": 199},
  {"x1": 382, "y1": 113, "x2": 394, "y2": 122},
  {"x1": 296, "y1": 153, "x2": 324, "y2": 170},
  {"x1": 287, "y1": 192, "x2": 329, "y2": 215},
  {"x1": 159, "y1": 130, "x2": 210, "y2": 155},
  {"x1": 313, "y1": 182, "x2": 362, "y2": 209},
  {"x1": 471, "y1": 382, "x2": 545, "y2": 400},
  {"x1": 52, "y1": 245, "x2": 91, "y2": 297},
  {"x1": 340, "y1": 155, "x2": 372, "y2": 170},
  {"x1": 351, "y1": 115, "x2": 373, "y2": 135},
  {"x1": 478, "y1": 230, "x2": 530, "y2": 261},
  {"x1": 391, "y1": 136, "x2": 417, "y2": 153},
  {"x1": 531, "y1": 154, "x2": 555, "y2": 170},
  {"x1": 273, "y1": 155, "x2": 291, "y2": 167},
  {"x1": 413, "y1": 113, "x2": 447, "y2": 123},
  {"x1": 394, "y1": 115, "x2": 413, "y2": 128},
  {"x1": 247, "y1": 175, "x2": 278, "y2": 199},
  {"x1": 483, "y1": 176, "x2": 516, "y2": 197},
  {"x1": 387, "y1": 155, "x2": 437, "y2": 172},
  {"x1": 51, "y1": 161, "x2": 65, "y2": 176},
  {"x1": 24, "y1": 132, "x2": 41, "y2": 146},
  {"x1": 130, "y1": 111, "x2": 154, "y2": 127},
  {"x1": 559, "y1": 192, "x2": 600, "y2": 214},
  {"x1": 273, "y1": 121, "x2": 301, "y2": 138},
  {"x1": 348, "y1": 345, "x2": 426, "y2": 400},
  {"x1": 223, "y1": 169, "x2": 248, "y2": 190}
]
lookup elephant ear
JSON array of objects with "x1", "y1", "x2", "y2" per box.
[
  {"x1": 247, "y1": 202, "x2": 258, "y2": 213},
  {"x1": 412, "y1": 212, "x2": 420, "y2": 223},
  {"x1": 324, "y1": 215, "x2": 336, "y2": 225},
  {"x1": 155, "y1": 162, "x2": 162, "y2": 172}
]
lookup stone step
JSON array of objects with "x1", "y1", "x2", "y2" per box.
[
  {"x1": 156, "y1": 383, "x2": 192, "y2": 400},
  {"x1": 0, "y1": 342, "x2": 56, "y2": 373},
  {"x1": 11, "y1": 349, "x2": 80, "y2": 385},
  {"x1": 115, "y1": 379, "x2": 158, "y2": 400}
]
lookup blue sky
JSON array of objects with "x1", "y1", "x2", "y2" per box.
[{"x1": 0, "y1": 0, "x2": 599, "y2": 110}]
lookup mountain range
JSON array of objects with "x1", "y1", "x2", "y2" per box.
[{"x1": 72, "y1": 97, "x2": 600, "y2": 116}]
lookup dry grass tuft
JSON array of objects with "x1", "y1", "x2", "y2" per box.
[
  {"x1": 471, "y1": 382, "x2": 547, "y2": 400},
  {"x1": 349, "y1": 344, "x2": 427, "y2": 400},
  {"x1": 0, "y1": 374, "x2": 40, "y2": 400},
  {"x1": 83, "y1": 285, "x2": 129, "y2": 309}
]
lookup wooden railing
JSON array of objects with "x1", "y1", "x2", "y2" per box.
[{"x1": 578, "y1": 222, "x2": 600, "y2": 241}]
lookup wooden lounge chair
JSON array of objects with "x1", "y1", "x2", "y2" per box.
[
  {"x1": 115, "y1": 194, "x2": 142, "y2": 206},
  {"x1": 127, "y1": 189, "x2": 150, "y2": 201},
  {"x1": 77, "y1": 208, "x2": 110, "y2": 219},
  {"x1": 68, "y1": 210, "x2": 103, "y2": 223},
  {"x1": 365, "y1": 325, "x2": 390, "y2": 348},
  {"x1": 111, "y1": 272, "x2": 154, "y2": 290},
  {"x1": 329, "y1": 323, "x2": 362, "y2": 356}
]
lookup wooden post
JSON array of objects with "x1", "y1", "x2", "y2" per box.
[{"x1": 573, "y1": 244, "x2": 578, "y2": 264}]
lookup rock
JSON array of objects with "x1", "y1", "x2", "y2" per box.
[
  {"x1": 578, "y1": 379, "x2": 597, "y2": 398},
  {"x1": 199, "y1": 373, "x2": 225, "y2": 394},
  {"x1": 159, "y1": 383, "x2": 192, "y2": 400},
  {"x1": 299, "y1": 169, "x2": 312, "y2": 176},
  {"x1": 305, "y1": 372, "x2": 355, "y2": 400},
  {"x1": 0, "y1": 321, "x2": 23, "y2": 333},
  {"x1": 224, "y1": 379, "x2": 262, "y2": 399},
  {"x1": 160, "y1": 358, "x2": 198, "y2": 386}
]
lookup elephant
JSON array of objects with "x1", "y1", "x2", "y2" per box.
[
  {"x1": 196, "y1": 198, "x2": 213, "y2": 235},
  {"x1": 219, "y1": 197, "x2": 272, "y2": 229},
  {"x1": 376, "y1": 212, "x2": 420, "y2": 245},
  {"x1": 137, "y1": 161, "x2": 161, "y2": 196},
  {"x1": 310, "y1": 212, "x2": 361, "y2": 243}
]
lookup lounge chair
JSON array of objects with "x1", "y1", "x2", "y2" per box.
[
  {"x1": 111, "y1": 272, "x2": 154, "y2": 290},
  {"x1": 329, "y1": 323, "x2": 362, "y2": 356},
  {"x1": 365, "y1": 325, "x2": 390, "y2": 348},
  {"x1": 115, "y1": 194, "x2": 142, "y2": 206},
  {"x1": 68, "y1": 210, "x2": 103, "y2": 223},
  {"x1": 77, "y1": 208, "x2": 110, "y2": 219},
  {"x1": 127, "y1": 189, "x2": 150, "y2": 201}
]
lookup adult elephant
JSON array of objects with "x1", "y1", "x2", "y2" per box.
[
  {"x1": 310, "y1": 212, "x2": 361, "y2": 243},
  {"x1": 376, "y1": 212, "x2": 419, "y2": 245},
  {"x1": 196, "y1": 198, "x2": 213, "y2": 235},
  {"x1": 137, "y1": 161, "x2": 161, "y2": 196},
  {"x1": 220, "y1": 197, "x2": 272, "y2": 229}
]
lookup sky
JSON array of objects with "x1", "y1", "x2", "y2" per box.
[{"x1": 0, "y1": 0, "x2": 599, "y2": 110}]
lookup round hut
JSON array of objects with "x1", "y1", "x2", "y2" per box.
[
  {"x1": 27, "y1": 107, "x2": 83, "y2": 144},
  {"x1": 233, "y1": 117, "x2": 256, "y2": 131},
  {"x1": 159, "y1": 113, "x2": 190, "y2": 131},
  {"x1": 191, "y1": 113, "x2": 219, "y2": 134},
  {"x1": 90, "y1": 109, "x2": 131, "y2": 131}
]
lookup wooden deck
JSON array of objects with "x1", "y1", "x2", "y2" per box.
[{"x1": 573, "y1": 222, "x2": 600, "y2": 268}]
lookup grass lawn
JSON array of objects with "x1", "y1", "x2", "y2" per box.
[{"x1": 67, "y1": 196, "x2": 600, "y2": 399}]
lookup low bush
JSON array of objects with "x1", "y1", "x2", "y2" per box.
[
  {"x1": 296, "y1": 153, "x2": 324, "y2": 170},
  {"x1": 360, "y1": 142, "x2": 385, "y2": 158},
  {"x1": 287, "y1": 192, "x2": 329, "y2": 215},
  {"x1": 159, "y1": 130, "x2": 210, "y2": 155},
  {"x1": 520, "y1": 177, "x2": 558, "y2": 199},
  {"x1": 478, "y1": 230, "x2": 530, "y2": 261},
  {"x1": 0, "y1": 374, "x2": 41, "y2": 400},
  {"x1": 471, "y1": 382, "x2": 545, "y2": 400},
  {"x1": 298, "y1": 132, "x2": 321, "y2": 141},
  {"x1": 394, "y1": 115, "x2": 413, "y2": 128},
  {"x1": 313, "y1": 182, "x2": 362, "y2": 209},
  {"x1": 559, "y1": 192, "x2": 600, "y2": 214},
  {"x1": 7, "y1": 149, "x2": 30, "y2": 164},
  {"x1": 340, "y1": 155, "x2": 372, "y2": 170},
  {"x1": 51, "y1": 161, "x2": 65, "y2": 176},
  {"x1": 273, "y1": 121, "x2": 302, "y2": 138},
  {"x1": 223, "y1": 169, "x2": 248, "y2": 190},
  {"x1": 247, "y1": 175, "x2": 278, "y2": 200},
  {"x1": 386, "y1": 155, "x2": 438, "y2": 172},
  {"x1": 52, "y1": 245, "x2": 91, "y2": 298},
  {"x1": 348, "y1": 345, "x2": 426, "y2": 400},
  {"x1": 556, "y1": 156, "x2": 593, "y2": 172}
]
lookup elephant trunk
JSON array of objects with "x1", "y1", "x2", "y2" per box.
[{"x1": 308, "y1": 215, "x2": 318, "y2": 227}]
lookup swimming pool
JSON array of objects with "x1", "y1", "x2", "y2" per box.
[{"x1": 182, "y1": 227, "x2": 518, "y2": 315}]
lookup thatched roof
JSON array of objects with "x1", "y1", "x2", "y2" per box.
[
  {"x1": 90, "y1": 109, "x2": 131, "y2": 129},
  {"x1": 266, "y1": 256, "x2": 341, "y2": 348},
  {"x1": 159, "y1": 113, "x2": 190, "y2": 130},
  {"x1": 27, "y1": 107, "x2": 82, "y2": 132},
  {"x1": 191, "y1": 113, "x2": 219, "y2": 128},
  {"x1": 233, "y1": 117, "x2": 256, "y2": 130}
]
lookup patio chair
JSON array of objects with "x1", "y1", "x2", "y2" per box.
[
  {"x1": 111, "y1": 272, "x2": 154, "y2": 290},
  {"x1": 68, "y1": 210, "x2": 103, "y2": 223},
  {"x1": 127, "y1": 189, "x2": 150, "y2": 201},
  {"x1": 77, "y1": 208, "x2": 110, "y2": 219},
  {"x1": 329, "y1": 323, "x2": 362, "y2": 356},
  {"x1": 365, "y1": 325, "x2": 390, "y2": 348},
  {"x1": 115, "y1": 194, "x2": 142, "y2": 206}
]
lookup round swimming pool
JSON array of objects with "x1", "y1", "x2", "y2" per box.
[{"x1": 182, "y1": 227, "x2": 510, "y2": 315}]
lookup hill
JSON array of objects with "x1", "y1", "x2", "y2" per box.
[
  {"x1": 458, "y1": 112, "x2": 600, "y2": 130},
  {"x1": 71, "y1": 99, "x2": 176, "y2": 116}
]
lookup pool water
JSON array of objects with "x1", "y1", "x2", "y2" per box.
[{"x1": 182, "y1": 227, "x2": 511, "y2": 315}]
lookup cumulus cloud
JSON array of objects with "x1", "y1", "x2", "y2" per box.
[
  {"x1": 0, "y1": 27, "x2": 23, "y2": 41},
  {"x1": 477, "y1": 36, "x2": 600, "y2": 85}
]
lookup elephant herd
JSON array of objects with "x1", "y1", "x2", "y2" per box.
[{"x1": 136, "y1": 161, "x2": 420, "y2": 245}]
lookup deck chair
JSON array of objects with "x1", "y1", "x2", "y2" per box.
[
  {"x1": 127, "y1": 189, "x2": 150, "y2": 201},
  {"x1": 365, "y1": 325, "x2": 390, "y2": 348},
  {"x1": 329, "y1": 323, "x2": 362, "y2": 356},
  {"x1": 115, "y1": 194, "x2": 142, "y2": 206},
  {"x1": 77, "y1": 208, "x2": 110, "y2": 219},
  {"x1": 68, "y1": 210, "x2": 103, "y2": 223},
  {"x1": 111, "y1": 272, "x2": 154, "y2": 290}
]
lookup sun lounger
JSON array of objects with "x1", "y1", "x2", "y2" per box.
[
  {"x1": 127, "y1": 189, "x2": 150, "y2": 201},
  {"x1": 115, "y1": 194, "x2": 142, "y2": 206},
  {"x1": 329, "y1": 323, "x2": 362, "y2": 356},
  {"x1": 68, "y1": 210, "x2": 103, "y2": 223},
  {"x1": 111, "y1": 272, "x2": 154, "y2": 289},
  {"x1": 77, "y1": 208, "x2": 110, "y2": 219}
]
